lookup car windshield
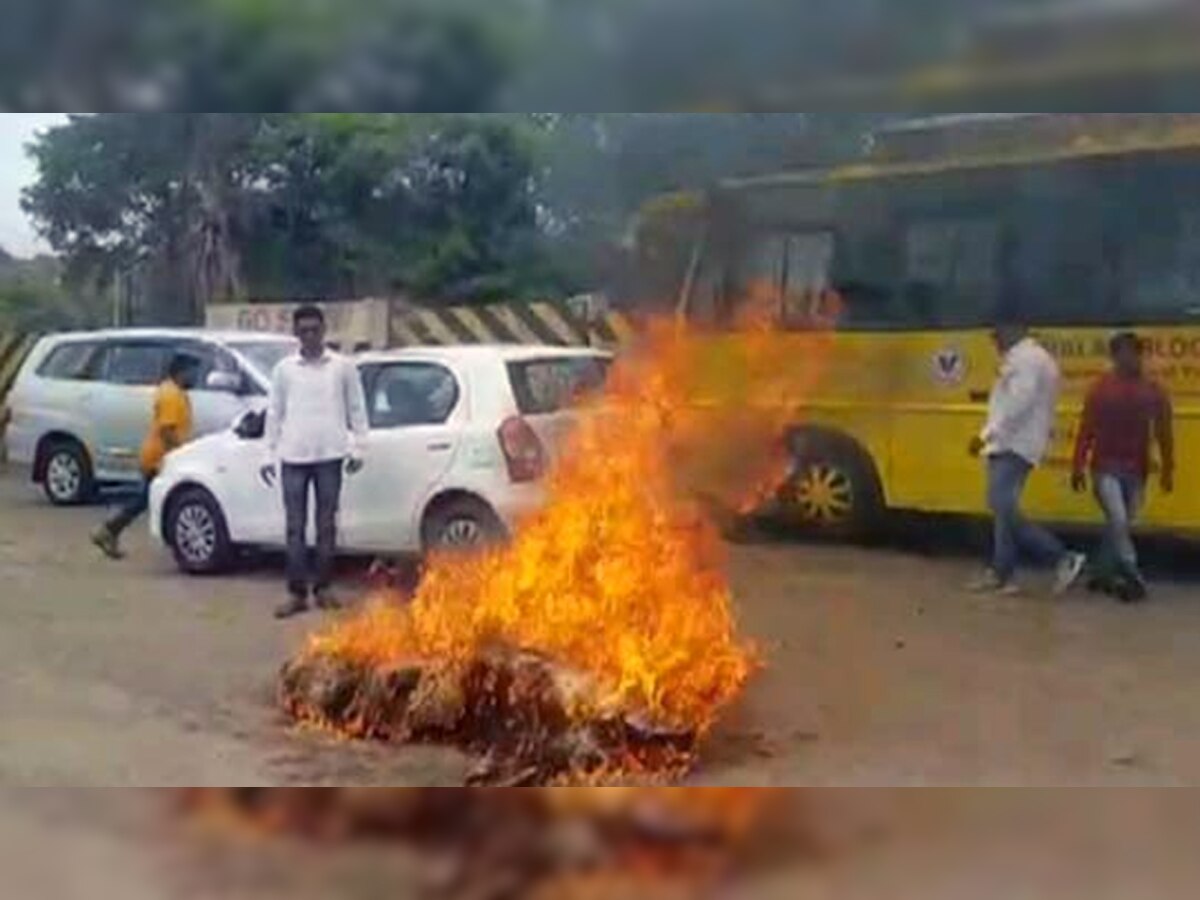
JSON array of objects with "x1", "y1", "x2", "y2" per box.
[{"x1": 228, "y1": 339, "x2": 297, "y2": 378}]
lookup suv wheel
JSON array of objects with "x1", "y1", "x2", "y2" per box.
[
  {"x1": 421, "y1": 497, "x2": 505, "y2": 553},
  {"x1": 43, "y1": 440, "x2": 94, "y2": 506},
  {"x1": 167, "y1": 488, "x2": 233, "y2": 575}
]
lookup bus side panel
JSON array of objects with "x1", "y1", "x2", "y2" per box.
[{"x1": 882, "y1": 330, "x2": 999, "y2": 516}]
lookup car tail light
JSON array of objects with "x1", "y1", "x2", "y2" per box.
[{"x1": 498, "y1": 416, "x2": 546, "y2": 483}]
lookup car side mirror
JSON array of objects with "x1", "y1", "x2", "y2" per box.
[
  {"x1": 234, "y1": 410, "x2": 266, "y2": 440},
  {"x1": 205, "y1": 370, "x2": 243, "y2": 394}
]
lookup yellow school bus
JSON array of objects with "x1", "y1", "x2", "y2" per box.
[{"x1": 651, "y1": 113, "x2": 1200, "y2": 537}]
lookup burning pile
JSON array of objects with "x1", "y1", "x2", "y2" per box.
[
  {"x1": 282, "y1": 306, "x2": 833, "y2": 785},
  {"x1": 179, "y1": 788, "x2": 780, "y2": 899}
]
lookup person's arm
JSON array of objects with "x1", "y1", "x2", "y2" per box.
[
  {"x1": 156, "y1": 388, "x2": 187, "y2": 453},
  {"x1": 265, "y1": 362, "x2": 287, "y2": 468},
  {"x1": 1155, "y1": 386, "x2": 1175, "y2": 493},
  {"x1": 343, "y1": 359, "x2": 370, "y2": 461},
  {"x1": 159, "y1": 423, "x2": 183, "y2": 452},
  {"x1": 1072, "y1": 385, "x2": 1099, "y2": 490}
]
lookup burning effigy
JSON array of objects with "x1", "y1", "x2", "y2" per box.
[
  {"x1": 281, "y1": 303, "x2": 834, "y2": 785},
  {"x1": 178, "y1": 788, "x2": 788, "y2": 899}
]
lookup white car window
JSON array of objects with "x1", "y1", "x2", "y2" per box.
[
  {"x1": 98, "y1": 343, "x2": 172, "y2": 386},
  {"x1": 367, "y1": 363, "x2": 459, "y2": 429},
  {"x1": 507, "y1": 356, "x2": 610, "y2": 415},
  {"x1": 228, "y1": 340, "x2": 298, "y2": 379},
  {"x1": 36, "y1": 341, "x2": 101, "y2": 380}
]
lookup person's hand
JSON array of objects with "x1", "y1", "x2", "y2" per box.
[
  {"x1": 345, "y1": 456, "x2": 365, "y2": 476},
  {"x1": 1071, "y1": 470, "x2": 1087, "y2": 494},
  {"x1": 1161, "y1": 468, "x2": 1175, "y2": 495},
  {"x1": 968, "y1": 435, "x2": 986, "y2": 458},
  {"x1": 260, "y1": 464, "x2": 277, "y2": 488}
]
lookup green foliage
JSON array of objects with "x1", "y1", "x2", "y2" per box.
[
  {"x1": 2, "y1": 0, "x2": 522, "y2": 112},
  {"x1": 0, "y1": 254, "x2": 104, "y2": 332},
  {"x1": 22, "y1": 113, "x2": 552, "y2": 318}
]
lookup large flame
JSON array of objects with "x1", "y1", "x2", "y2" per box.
[{"x1": 297, "y1": 292, "x2": 835, "y2": 754}]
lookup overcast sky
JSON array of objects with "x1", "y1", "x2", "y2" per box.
[{"x1": 0, "y1": 113, "x2": 67, "y2": 258}]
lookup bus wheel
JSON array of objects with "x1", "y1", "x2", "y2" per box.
[{"x1": 778, "y1": 440, "x2": 882, "y2": 540}]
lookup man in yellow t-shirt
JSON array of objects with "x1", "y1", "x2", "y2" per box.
[{"x1": 92, "y1": 353, "x2": 198, "y2": 560}]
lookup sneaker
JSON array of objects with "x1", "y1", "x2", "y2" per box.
[
  {"x1": 1053, "y1": 553, "x2": 1088, "y2": 596},
  {"x1": 968, "y1": 570, "x2": 1017, "y2": 594},
  {"x1": 91, "y1": 527, "x2": 124, "y2": 561},
  {"x1": 274, "y1": 597, "x2": 310, "y2": 620},
  {"x1": 313, "y1": 589, "x2": 342, "y2": 611}
]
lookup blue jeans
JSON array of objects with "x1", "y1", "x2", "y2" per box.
[
  {"x1": 282, "y1": 461, "x2": 344, "y2": 600},
  {"x1": 1093, "y1": 472, "x2": 1145, "y2": 578},
  {"x1": 987, "y1": 452, "x2": 1066, "y2": 584}
]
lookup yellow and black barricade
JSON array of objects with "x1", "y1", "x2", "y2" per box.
[
  {"x1": 0, "y1": 332, "x2": 39, "y2": 411},
  {"x1": 389, "y1": 301, "x2": 634, "y2": 350}
]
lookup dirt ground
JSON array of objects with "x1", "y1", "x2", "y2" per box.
[{"x1": 4, "y1": 469, "x2": 1200, "y2": 788}]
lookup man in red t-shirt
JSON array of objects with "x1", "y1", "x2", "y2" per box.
[{"x1": 1071, "y1": 332, "x2": 1175, "y2": 601}]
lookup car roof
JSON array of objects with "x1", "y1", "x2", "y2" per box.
[
  {"x1": 355, "y1": 344, "x2": 612, "y2": 366},
  {"x1": 43, "y1": 328, "x2": 295, "y2": 345}
]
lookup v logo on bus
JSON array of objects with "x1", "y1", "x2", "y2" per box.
[{"x1": 932, "y1": 347, "x2": 968, "y2": 387}]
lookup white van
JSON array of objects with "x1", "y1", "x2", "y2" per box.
[{"x1": 3, "y1": 329, "x2": 298, "y2": 505}]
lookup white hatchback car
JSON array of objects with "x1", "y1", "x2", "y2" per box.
[
  {"x1": 149, "y1": 344, "x2": 612, "y2": 574},
  {"x1": 4, "y1": 329, "x2": 299, "y2": 505}
]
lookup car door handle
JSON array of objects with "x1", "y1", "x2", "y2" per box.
[
  {"x1": 969, "y1": 391, "x2": 990, "y2": 403},
  {"x1": 427, "y1": 442, "x2": 452, "y2": 452}
]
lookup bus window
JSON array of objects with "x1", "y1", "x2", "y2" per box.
[
  {"x1": 1111, "y1": 162, "x2": 1200, "y2": 323},
  {"x1": 727, "y1": 230, "x2": 836, "y2": 329},
  {"x1": 782, "y1": 232, "x2": 834, "y2": 328},
  {"x1": 826, "y1": 224, "x2": 902, "y2": 330},
  {"x1": 738, "y1": 232, "x2": 786, "y2": 301},
  {"x1": 1004, "y1": 166, "x2": 1115, "y2": 325},
  {"x1": 901, "y1": 218, "x2": 1000, "y2": 329},
  {"x1": 688, "y1": 253, "x2": 731, "y2": 328}
]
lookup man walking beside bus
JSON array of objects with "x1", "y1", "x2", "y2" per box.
[
  {"x1": 1071, "y1": 332, "x2": 1174, "y2": 602},
  {"x1": 970, "y1": 321, "x2": 1086, "y2": 596}
]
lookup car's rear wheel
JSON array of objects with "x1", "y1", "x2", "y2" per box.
[
  {"x1": 42, "y1": 440, "x2": 95, "y2": 506},
  {"x1": 421, "y1": 496, "x2": 506, "y2": 554},
  {"x1": 166, "y1": 487, "x2": 233, "y2": 575}
]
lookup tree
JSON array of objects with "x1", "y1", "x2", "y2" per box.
[
  {"x1": 1, "y1": 0, "x2": 519, "y2": 112},
  {"x1": 22, "y1": 113, "x2": 550, "y2": 320},
  {"x1": 22, "y1": 113, "x2": 261, "y2": 323}
]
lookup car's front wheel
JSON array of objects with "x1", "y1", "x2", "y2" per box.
[
  {"x1": 166, "y1": 487, "x2": 233, "y2": 575},
  {"x1": 421, "y1": 496, "x2": 506, "y2": 554}
]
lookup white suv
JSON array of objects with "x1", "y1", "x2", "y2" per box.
[
  {"x1": 149, "y1": 344, "x2": 611, "y2": 574},
  {"x1": 4, "y1": 329, "x2": 298, "y2": 505}
]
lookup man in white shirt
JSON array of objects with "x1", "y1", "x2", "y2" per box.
[
  {"x1": 968, "y1": 321, "x2": 1086, "y2": 596},
  {"x1": 263, "y1": 305, "x2": 370, "y2": 619}
]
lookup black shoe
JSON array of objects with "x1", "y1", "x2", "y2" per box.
[
  {"x1": 1116, "y1": 575, "x2": 1149, "y2": 605},
  {"x1": 275, "y1": 597, "x2": 310, "y2": 620},
  {"x1": 314, "y1": 589, "x2": 342, "y2": 611},
  {"x1": 91, "y1": 527, "x2": 125, "y2": 560}
]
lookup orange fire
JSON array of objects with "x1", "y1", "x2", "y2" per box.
[{"x1": 293, "y1": 293, "x2": 836, "y2": 772}]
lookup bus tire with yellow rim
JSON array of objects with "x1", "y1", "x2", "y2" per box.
[{"x1": 778, "y1": 430, "x2": 884, "y2": 540}]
